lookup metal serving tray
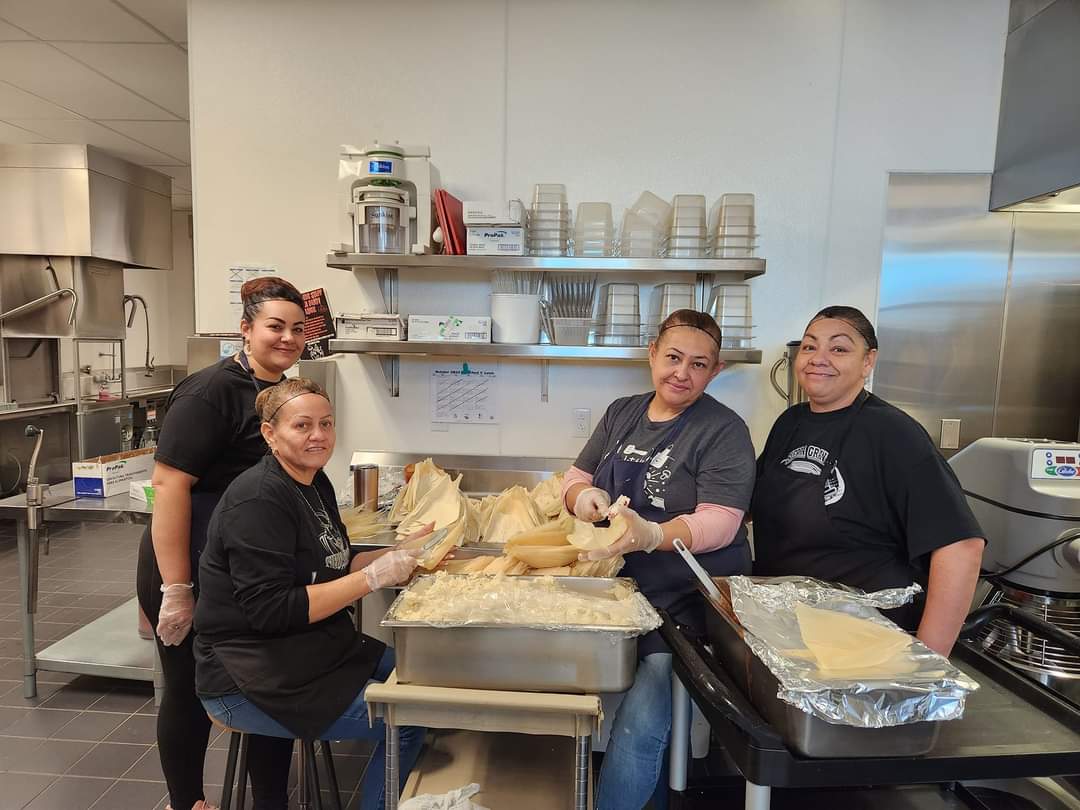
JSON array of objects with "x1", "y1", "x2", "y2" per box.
[
  {"x1": 702, "y1": 580, "x2": 940, "y2": 758},
  {"x1": 382, "y1": 576, "x2": 641, "y2": 694}
]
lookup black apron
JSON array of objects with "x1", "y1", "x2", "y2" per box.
[
  {"x1": 593, "y1": 394, "x2": 752, "y2": 656},
  {"x1": 751, "y1": 392, "x2": 922, "y2": 629}
]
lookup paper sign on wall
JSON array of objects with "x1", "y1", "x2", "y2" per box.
[
  {"x1": 228, "y1": 266, "x2": 276, "y2": 322},
  {"x1": 430, "y1": 363, "x2": 498, "y2": 424}
]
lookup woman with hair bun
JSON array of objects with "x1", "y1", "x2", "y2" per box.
[
  {"x1": 135, "y1": 277, "x2": 305, "y2": 810},
  {"x1": 561, "y1": 309, "x2": 756, "y2": 810}
]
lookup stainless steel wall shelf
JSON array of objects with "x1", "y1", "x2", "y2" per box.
[
  {"x1": 327, "y1": 252, "x2": 766, "y2": 398},
  {"x1": 326, "y1": 252, "x2": 765, "y2": 278}
]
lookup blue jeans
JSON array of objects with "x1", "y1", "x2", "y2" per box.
[
  {"x1": 595, "y1": 653, "x2": 672, "y2": 810},
  {"x1": 201, "y1": 649, "x2": 424, "y2": 810}
]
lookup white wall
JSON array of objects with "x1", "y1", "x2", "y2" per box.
[{"x1": 187, "y1": 0, "x2": 1009, "y2": 488}]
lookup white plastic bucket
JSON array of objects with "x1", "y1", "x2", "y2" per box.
[{"x1": 490, "y1": 293, "x2": 541, "y2": 343}]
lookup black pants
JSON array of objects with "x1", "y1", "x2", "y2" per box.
[{"x1": 137, "y1": 528, "x2": 293, "y2": 810}]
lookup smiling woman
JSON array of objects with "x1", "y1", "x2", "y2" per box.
[
  {"x1": 752, "y1": 305, "x2": 985, "y2": 661},
  {"x1": 559, "y1": 308, "x2": 756, "y2": 809}
]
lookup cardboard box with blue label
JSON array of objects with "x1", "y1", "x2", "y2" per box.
[{"x1": 73, "y1": 448, "x2": 156, "y2": 498}]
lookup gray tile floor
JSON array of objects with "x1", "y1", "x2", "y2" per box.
[{"x1": 0, "y1": 520, "x2": 374, "y2": 809}]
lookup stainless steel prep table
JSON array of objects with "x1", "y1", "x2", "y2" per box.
[{"x1": 0, "y1": 480, "x2": 155, "y2": 698}]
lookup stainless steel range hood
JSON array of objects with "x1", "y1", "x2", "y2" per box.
[{"x1": 990, "y1": 0, "x2": 1080, "y2": 212}]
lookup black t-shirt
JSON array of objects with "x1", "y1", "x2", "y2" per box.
[
  {"x1": 194, "y1": 455, "x2": 384, "y2": 737},
  {"x1": 155, "y1": 356, "x2": 277, "y2": 494},
  {"x1": 754, "y1": 394, "x2": 984, "y2": 619}
]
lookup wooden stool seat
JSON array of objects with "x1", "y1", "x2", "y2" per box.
[{"x1": 206, "y1": 713, "x2": 342, "y2": 810}]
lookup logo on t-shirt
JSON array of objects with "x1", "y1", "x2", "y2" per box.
[
  {"x1": 311, "y1": 507, "x2": 350, "y2": 571},
  {"x1": 781, "y1": 444, "x2": 846, "y2": 505}
]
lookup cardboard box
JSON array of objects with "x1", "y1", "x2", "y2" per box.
[
  {"x1": 466, "y1": 226, "x2": 526, "y2": 256},
  {"x1": 128, "y1": 479, "x2": 155, "y2": 505},
  {"x1": 336, "y1": 313, "x2": 405, "y2": 341},
  {"x1": 462, "y1": 199, "x2": 525, "y2": 225},
  {"x1": 407, "y1": 315, "x2": 491, "y2": 343},
  {"x1": 73, "y1": 448, "x2": 156, "y2": 498}
]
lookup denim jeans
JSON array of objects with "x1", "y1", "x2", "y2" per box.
[
  {"x1": 201, "y1": 649, "x2": 424, "y2": 810},
  {"x1": 595, "y1": 653, "x2": 672, "y2": 810}
]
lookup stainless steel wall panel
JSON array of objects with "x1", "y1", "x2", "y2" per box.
[
  {"x1": 995, "y1": 213, "x2": 1080, "y2": 439},
  {"x1": 876, "y1": 174, "x2": 1014, "y2": 454},
  {"x1": 87, "y1": 170, "x2": 172, "y2": 270},
  {"x1": 0, "y1": 255, "x2": 125, "y2": 339},
  {"x1": 0, "y1": 168, "x2": 92, "y2": 257}
]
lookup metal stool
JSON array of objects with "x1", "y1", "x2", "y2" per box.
[{"x1": 208, "y1": 716, "x2": 343, "y2": 810}]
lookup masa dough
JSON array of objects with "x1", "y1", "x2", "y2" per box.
[{"x1": 795, "y1": 603, "x2": 913, "y2": 673}]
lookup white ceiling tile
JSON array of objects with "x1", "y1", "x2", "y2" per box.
[
  {"x1": 0, "y1": 80, "x2": 81, "y2": 118},
  {"x1": 151, "y1": 163, "x2": 190, "y2": 189},
  {"x1": 103, "y1": 119, "x2": 188, "y2": 162},
  {"x1": 0, "y1": 0, "x2": 165, "y2": 42},
  {"x1": 0, "y1": 42, "x2": 176, "y2": 119},
  {"x1": 54, "y1": 43, "x2": 188, "y2": 118},
  {"x1": 0, "y1": 18, "x2": 32, "y2": 39},
  {"x1": 0, "y1": 119, "x2": 56, "y2": 142},
  {"x1": 113, "y1": 0, "x2": 186, "y2": 43},
  {"x1": 9, "y1": 118, "x2": 176, "y2": 164}
]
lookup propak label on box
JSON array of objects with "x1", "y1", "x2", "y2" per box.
[
  {"x1": 73, "y1": 448, "x2": 156, "y2": 498},
  {"x1": 466, "y1": 226, "x2": 525, "y2": 256},
  {"x1": 408, "y1": 315, "x2": 491, "y2": 343}
]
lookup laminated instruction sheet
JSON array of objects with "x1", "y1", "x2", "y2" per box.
[{"x1": 430, "y1": 363, "x2": 499, "y2": 424}]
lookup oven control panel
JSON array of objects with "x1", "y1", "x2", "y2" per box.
[{"x1": 1031, "y1": 446, "x2": 1080, "y2": 479}]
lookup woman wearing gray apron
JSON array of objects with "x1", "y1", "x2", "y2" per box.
[
  {"x1": 135, "y1": 277, "x2": 306, "y2": 810},
  {"x1": 752, "y1": 306, "x2": 984, "y2": 655},
  {"x1": 562, "y1": 309, "x2": 756, "y2": 810}
]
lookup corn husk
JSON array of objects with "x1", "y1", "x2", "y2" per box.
[
  {"x1": 396, "y1": 473, "x2": 463, "y2": 537},
  {"x1": 480, "y1": 486, "x2": 545, "y2": 544},
  {"x1": 529, "y1": 473, "x2": 565, "y2": 519},
  {"x1": 567, "y1": 513, "x2": 628, "y2": 551},
  {"x1": 506, "y1": 543, "x2": 581, "y2": 569},
  {"x1": 504, "y1": 515, "x2": 575, "y2": 548}
]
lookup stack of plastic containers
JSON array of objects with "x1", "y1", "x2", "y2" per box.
[
  {"x1": 619, "y1": 192, "x2": 671, "y2": 257},
  {"x1": 573, "y1": 202, "x2": 614, "y2": 257},
  {"x1": 710, "y1": 193, "x2": 756, "y2": 258},
  {"x1": 663, "y1": 194, "x2": 707, "y2": 258},
  {"x1": 527, "y1": 184, "x2": 571, "y2": 256},
  {"x1": 707, "y1": 283, "x2": 754, "y2": 348},
  {"x1": 644, "y1": 282, "x2": 695, "y2": 339},
  {"x1": 595, "y1": 282, "x2": 641, "y2": 346}
]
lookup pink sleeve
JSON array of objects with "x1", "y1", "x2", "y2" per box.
[
  {"x1": 675, "y1": 503, "x2": 745, "y2": 553},
  {"x1": 561, "y1": 466, "x2": 594, "y2": 511}
]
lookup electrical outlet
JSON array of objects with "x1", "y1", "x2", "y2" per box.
[{"x1": 572, "y1": 408, "x2": 591, "y2": 438}]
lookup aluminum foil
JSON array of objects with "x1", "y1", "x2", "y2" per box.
[
  {"x1": 383, "y1": 573, "x2": 661, "y2": 636},
  {"x1": 727, "y1": 575, "x2": 979, "y2": 728}
]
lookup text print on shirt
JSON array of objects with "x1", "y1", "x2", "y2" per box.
[
  {"x1": 618, "y1": 441, "x2": 678, "y2": 510},
  {"x1": 295, "y1": 485, "x2": 350, "y2": 572},
  {"x1": 780, "y1": 444, "x2": 846, "y2": 506}
]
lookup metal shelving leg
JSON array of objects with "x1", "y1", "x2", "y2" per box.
[
  {"x1": 540, "y1": 360, "x2": 549, "y2": 402},
  {"x1": 378, "y1": 357, "x2": 400, "y2": 398},
  {"x1": 669, "y1": 671, "x2": 691, "y2": 791},
  {"x1": 574, "y1": 733, "x2": 591, "y2": 810},
  {"x1": 375, "y1": 269, "x2": 398, "y2": 314},
  {"x1": 744, "y1": 782, "x2": 771, "y2": 810},
  {"x1": 16, "y1": 518, "x2": 37, "y2": 698},
  {"x1": 385, "y1": 719, "x2": 399, "y2": 810}
]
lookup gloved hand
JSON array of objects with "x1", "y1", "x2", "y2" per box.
[
  {"x1": 157, "y1": 583, "x2": 195, "y2": 646},
  {"x1": 573, "y1": 486, "x2": 612, "y2": 523},
  {"x1": 364, "y1": 548, "x2": 421, "y2": 591},
  {"x1": 583, "y1": 502, "x2": 664, "y2": 561}
]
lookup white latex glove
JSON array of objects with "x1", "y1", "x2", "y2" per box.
[
  {"x1": 583, "y1": 502, "x2": 664, "y2": 561},
  {"x1": 157, "y1": 583, "x2": 195, "y2": 646},
  {"x1": 573, "y1": 486, "x2": 612, "y2": 523},
  {"x1": 364, "y1": 548, "x2": 422, "y2": 591}
]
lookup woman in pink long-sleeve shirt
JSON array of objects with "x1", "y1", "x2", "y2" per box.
[{"x1": 561, "y1": 309, "x2": 755, "y2": 810}]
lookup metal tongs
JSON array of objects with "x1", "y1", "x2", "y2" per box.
[{"x1": 673, "y1": 538, "x2": 722, "y2": 601}]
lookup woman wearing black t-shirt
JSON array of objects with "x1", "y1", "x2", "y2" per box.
[
  {"x1": 135, "y1": 278, "x2": 305, "y2": 810},
  {"x1": 194, "y1": 378, "x2": 427, "y2": 810},
  {"x1": 752, "y1": 305, "x2": 985, "y2": 656}
]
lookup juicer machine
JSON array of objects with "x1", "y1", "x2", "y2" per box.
[{"x1": 336, "y1": 141, "x2": 439, "y2": 255}]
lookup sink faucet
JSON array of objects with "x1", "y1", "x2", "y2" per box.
[{"x1": 123, "y1": 294, "x2": 155, "y2": 377}]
